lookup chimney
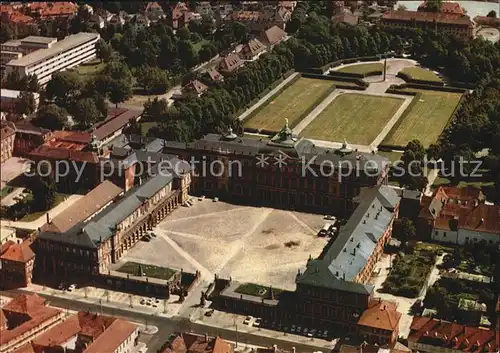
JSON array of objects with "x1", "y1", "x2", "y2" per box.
[
  {"x1": 273, "y1": 345, "x2": 278, "y2": 353},
  {"x1": 46, "y1": 213, "x2": 51, "y2": 224},
  {"x1": 205, "y1": 333, "x2": 208, "y2": 342}
]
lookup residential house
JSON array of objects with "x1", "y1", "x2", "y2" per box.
[
  {"x1": 145, "y1": 1, "x2": 165, "y2": 21},
  {"x1": 205, "y1": 67, "x2": 224, "y2": 82},
  {"x1": 160, "y1": 332, "x2": 232, "y2": 353},
  {"x1": 182, "y1": 80, "x2": 208, "y2": 97},
  {"x1": 239, "y1": 39, "x2": 267, "y2": 61},
  {"x1": 219, "y1": 53, "x2": 244, "y2": 74},
  {"x1": 408, "y1": 316, "x2": 498, "y2": 353},
  {"x1": 26, "y1": 2, "x2": 78, "y2": 19},
  {"x1": 381, "y1": 10, "x2": 474, "y2": 38},
  {"x1": 278, "y1": 1, "x2": 297, "y2": 13},
  {"x1": 332, "y1": 12, "x2": 359, "y2": 26},
  {"x1": 260, "y1": 25, "x2": 286, "y2": 48},
  {"x1": 0, "y1": 238, "x2": 35, "y2": 289},
  {"x1": 417, "y1": 1, "x2": 465, "y2": 15},
  {"x1": 170, "y1": 2, "x2": 191, "y2": 30},
  {"x1": 1, "y1": 121, "x2": 16, "y2": 163},
  {"x1": 87, "y1": 13, "x2": 105, "y2": 29},
  {"x1": 92, "y1": 108, "x2": 142, "y2": 146},
  {"x1": 223, "y1": 8, "x2": 290, "y2": 33},
  {"x1": 130, "y1": 14, "x2": 151, "y2": 29},
  {"x1": 13, "y1": 312, "x2": 139, "y2": 353},
  {"x1": 0, "y1": 294, "x2": 64, "y2": 353},
  {"x1": 357, "y1": 299, "x2": 401, "y2": 345}
]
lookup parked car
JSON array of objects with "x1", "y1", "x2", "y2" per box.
[
  {"x1": 243, "y1": 316, "x2": 253, "y2": 325},
  {"x1": 213, "y1": 197, "x2": 219, "y2": 202},
  {"x1": 296, "y1": 326, "x2": 302, "y2": 334},
  {"x1": 290, "y1": 325, "x2": 296, "y2": 333},
  {"x1": 309, "y1": 329, "x2": 317, "y2": 337},
  {"x1": 140, "y1": 298, "x2": 147, "y2": 305},
  {"x1": 254, "y1": 318, "x2": 261, "y2": 327},
  {"x1": 58, "y1": 283, "x2": 65, "y2": 290},
  {"x1": 67, "y1": 284, "x2": 76, "y2": 292},
  {"x1": 303, "y1": 328, "x2": 309, "y2": 336},
  {"x1": 324, "y1": 215, "x2": 336, "y2": 221},
  {"x1": 322, "y1": 330, "x2": 328, "y2": 339},
  {"x1": 205, "y1": 309, "x2": 214, "y2": 317}
]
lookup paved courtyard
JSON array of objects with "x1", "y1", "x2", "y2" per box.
[{"x1": 117, "y1": 199, "x2": 328, "y2": 291}]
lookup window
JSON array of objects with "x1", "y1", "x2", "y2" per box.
[{"x1": 443, "y1": 232, "x2": 447, "y2": 238}]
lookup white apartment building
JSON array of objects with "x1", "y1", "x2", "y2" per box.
[{"x1": 4, "y1": 32, "x2": 100, "y2": 86}]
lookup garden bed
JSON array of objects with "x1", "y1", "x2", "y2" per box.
[{"x1": 117, "y1": 262, "x2": 176, "y2": 280}]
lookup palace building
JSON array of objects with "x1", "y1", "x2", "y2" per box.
[{"x1": 163, "y1": 121, "x2": 389, "y2": 215}]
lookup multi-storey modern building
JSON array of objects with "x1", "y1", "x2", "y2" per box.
[
  {"x1": 3, "y1": 32, "x2": 100, "y2": 86},
  {"x1": 163, "y1": 122, "x2": 389, "y2": 215}
]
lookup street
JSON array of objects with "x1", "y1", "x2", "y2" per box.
[{"x1": 2, "y1": 289, "x2": 327, "y2": 353}]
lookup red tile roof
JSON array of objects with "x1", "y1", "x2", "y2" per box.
[
  {"x1": 219, "y1": 53, "x2": 244, "y2": 73},
  {"x1": 358, "y1": 299, "x2": 401, "y2": 332},
  {"x1": 42, "y1": 181, "x2": 123, "y2": 233},
  {"x1": 418, "y1": 1, "x2": 465, "y2": 15},
  {"x1": 261, "y1": 25, "x2": 286, "y2": 46},
  {"x1": 0, "y1": 239, "x2": 35, "y2": 263},
  {"x1": 183, "y1": 80, "x2": 208, "y2": 95},
  {"x1": 29, "y1": 145, "x2": 99, "y2": 163},
  {"x1": 2, "y1": 294, "x2": 45, "y2": 316},
  {"x1": 240, "y1": 39, "x2": 266, "y2": 57},
  {"x1": 440, "y1": 186, "x2": 485, "y2": 204},
  {"x1": 84, "y1": 318, "x2": 138, "y2": 353},
  {"x1": 32, "y1": 315, "x2": 81, "y2": 347},
  {"x1": 458, "y1": 204, "x2": 500, "y2": 234},
  {"x1": 408, "y1": 317, "x2": 498, "y2": 353},
  {"x1": 206, "y1": 68, "x2": 223, "y2": 81},
  {"x1": 52, "y1": 130, "x2": 91, "y2": 144},
  {"x1": 383, "y1": 10, "x2": 473, "y2": 26},
  {"x1": 93, "y1": 108, "x2": 142, "y2": 141},
  {"x1": 162, "y1": 333, "x2": 232, "y2": 353},
  {"x1": 77, "y1": 311, "x2": 116, "y2": 338},
  {"x1": 0, "y1": 310, "x2": 7, "y2": 330}
]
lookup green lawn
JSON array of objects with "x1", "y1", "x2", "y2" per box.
[
  {"x1": 244, "y1": 78, "x2": 335, "y2": 131},
  {"x1": 382, "y1": 89, "x2": 462, "y2": 148},
  {"x1": 73, "y1": 59, "x2": 105, "y2": 77},
  {"x1": 235, "y1": 282, "x2": 284, "y2": 299},
  {"x1": 18, "y1": 192, "x2": 69, "y2": 222},
  {"x1": 400, "y1": 67, "x2": 442, "y2": 82},
  {"x1": 1, "y1": 186, "x2": 14, "y2": 198},
  {"x1": 117, "y1": 262, "x2": 176, "y2": 280},
  {"x1": 140, "y1": 121, "x2": 157, "y2": 136},
  {"x1": 192, "y1": 39, "x2": 209, "y2": 53},
  {"x1": 300, "y1": 93, "x2": 404, "y2": 145},
  {"x1": 378, "y1": 150, "x2": 403, "y2": 163},
  {"x1": 336, "y1": 62, "x2": 383, "y2": 75}
]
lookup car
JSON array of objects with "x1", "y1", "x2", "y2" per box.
[
  {"x1": 324, "y1": 215, "x2": 336, "y2": 220},
  {"x1": 290, "y1": 325, "x2": 296, "y2": 333},
  {"x1": 213, "y1": 197, "x2": 219, "y2": 202},
  {"x1": 296, "y1": 326, "x2": 302, "y2": 334},
  {"x1": 205, "y1": 309, "x2": 214, "y2": 317},
  {"x1": 146, "y1": 300, "x2": 152, "y2": 306},
  {"x1": 254, "y1": 318, "x2": 261, "y2": 327},
  {"x1": 303, "y1": 328, "x2": 308, "y2": 336},
  {"x1": 310, "y1": 329, "x2": 317, "y2": 337},
  {"x1": 152, "y1": 303, "x2": 158, "y2": 307},
  {"x1": 322, "y1": 330, "x2": 328, "y2": 339},
  {"x1": 143, "y1": 237, "x2": 151, "y2": 242},
  {"x1": 151, "y1": 232, "x2": 157, "y2": 238},
  {"x1": 243, "y1": 316, "x2": 253, "y2": 325},
  {"x1": 67, "y1": 284, "x2": 76, "y2": 292},
  {"x1": 198, "y1": 196, "x2": 205, "y2": 201},
  {"x1": 140, "y1": 298, "x2": 147, "y2": 305},
  {"x1": 58, "y1": 283, "x2": 65, "y2": 290}
]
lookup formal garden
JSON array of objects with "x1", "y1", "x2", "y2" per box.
[
  {"x1": 336, "y1": 62, "x2": 384, "y2": 75},
  {"x1": 300, "y1": 93, "x2": 404, "y2": 145},
  {"x1": 382, "y1": 88, "x2": 463, "y2": 148},
  {"x1": 117, "y1": 261, "x2": 177, "y2": 280},
  {"x1": 381, "y1": 243, "x2": 440, "y2": 298},
  {"x1": 243, "y1": 77, "x2": 335, "y2": 131}
]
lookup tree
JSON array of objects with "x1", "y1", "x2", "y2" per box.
[
  {"x1": 399, "y1": 218, "x2": 416, "y2": 244},
  {"x1": 135, "y1": 66, "x2": 170, "y2": 94},
  {"x1": 0, "y1": 21, "x2": 14, "y2": 43},
  {"x1": 422, "y1": 0, "x2": 443, "y2": 12},
  {"x1": 397, "y1": 4, "x2": 408, "y2": 11},
  {"x1": 177, "y1": 40, "x2": 199, "y2": 68},
  {"x1": 399, "y1": 139, "x2": 428, "y2": 191},
  {"x1": 101, "y1": 61, "x2": 133, "y2": 107},
  {"x1": 486, "y1": 10, "x2": 496, "y2": 18},
  {"x1": 72, "y1": 98, "x2": 102, "y2": 128},
  {"x1": 29, "y1": 174, "x2": 56, "y2": 211},
  {"x1": 45, "y1": 71, "x2": 83, "y2": 107},
  {"x1": 177, "y1": 27, "x2": 191, "y2": 41},
  {"x1": 14, "y1": 91, "x2": 37, "y2": 116},
  {"x1": 96, "y1": 38, "x2": 113, "y2": 63},
  {"x1": 32, "y1": 104, "x2": 68, "y2": 130},
  {"x1": 231, "y1": 22, "x2": 248, "y2": 43},
  {"x1": 108, "y1": 79, "x2": 132, "y2": 108}
]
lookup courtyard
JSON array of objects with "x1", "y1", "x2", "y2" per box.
[
  {"x1": 299, "y1": 93, "x2": 404, "y2": 145},
  {"x1": 243, "y1": 77, "x2": 335, "y2": 131},
  {"x1": 115, "y1": 199, "x2": 328, "y2": 291}
]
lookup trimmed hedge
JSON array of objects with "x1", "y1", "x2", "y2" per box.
[
  {"x1": 259, "y1": 129, "x2": 279, "y2": 136},
  {"x1": 331, "y1": 70, "x2": 383, "y2": 78},
  {"x1": 386, "y1": 83, "x2": 467, "y2": 94},
  {"x1": 306, "y1": 56, "x2": 385, "y2": 75},
  {"x1": 397, "y1": 72, "x2": 445, "y2": 86}
]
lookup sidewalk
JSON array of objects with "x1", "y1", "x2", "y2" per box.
[{"x1": 13, "y1": 283, "x2": 183, "y2": 318}]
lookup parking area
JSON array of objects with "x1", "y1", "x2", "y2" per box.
[
  {"x1": 118, "y1": 199, "x2": 329, "y2": 291},
  {"x1": 0, "y1": 157, "x2": 30, "y2": 189},
  {"x1": 192, "y1": 307, "x2": 339, "y2": 350}
]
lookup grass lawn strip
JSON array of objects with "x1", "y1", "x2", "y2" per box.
[
  {"x1": 382, "y1": 89, "x2": 462, "y2": 148},
  {"x1": 117, "y1": 261, "x2": 176, "y2": 280},
  {"x1": 336, "y1": 62, "x2": 383, "y2": 74},
  {"x1": 300, "y1": 93, "x2": 404, "y2": 145},
  {"x1": 235, "y1": 282, "x2": 284, "y2": 299},
  {"x1": 244, "y1": 78, "x2": 335, "y2": 131},
  {"x1": 400, "y1": 67, "x2": 442, "y2": 82}
]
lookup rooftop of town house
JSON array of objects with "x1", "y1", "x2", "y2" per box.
[
  {"x1": 417, "y1": 1, "x2": 465, "y2": 15},
  {"x1": 240, "y1": 38, "x2": 266, "y2": 57},
  {"x1": 162, "y1": 332, "x2": 232, "y2": 353},
  {"x1": 41, "y1": 181, "x2": 123, "y2": 234},
  {"x1": 183, "y1": 80, "x2": 208, "y2": 95},
  {"x1": 357, "y1": 299, "x2": 401, "y2": 332},
  {"x1": 260, "y1": 25, "x2": 286, "y2": 46},
  {"x1": 0, "y1": 239, "x2": 35, "y2": 263},
  {"x1": 92, "y1": 107, "x2": 142, "y2": 141},
  {"x1": 7, "y1": 32, "x2": 99, "y2": 67},
  {"x1": 382, "y1": 10, "x2": 473, "y2": 26},
  {"x1": 297, "y1": 185, "x2": 399, "y2": 295}
]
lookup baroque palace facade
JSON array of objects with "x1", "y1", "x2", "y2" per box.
[{"x1": 163, "y1": 122, "x2": 389, "y2": 215}]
